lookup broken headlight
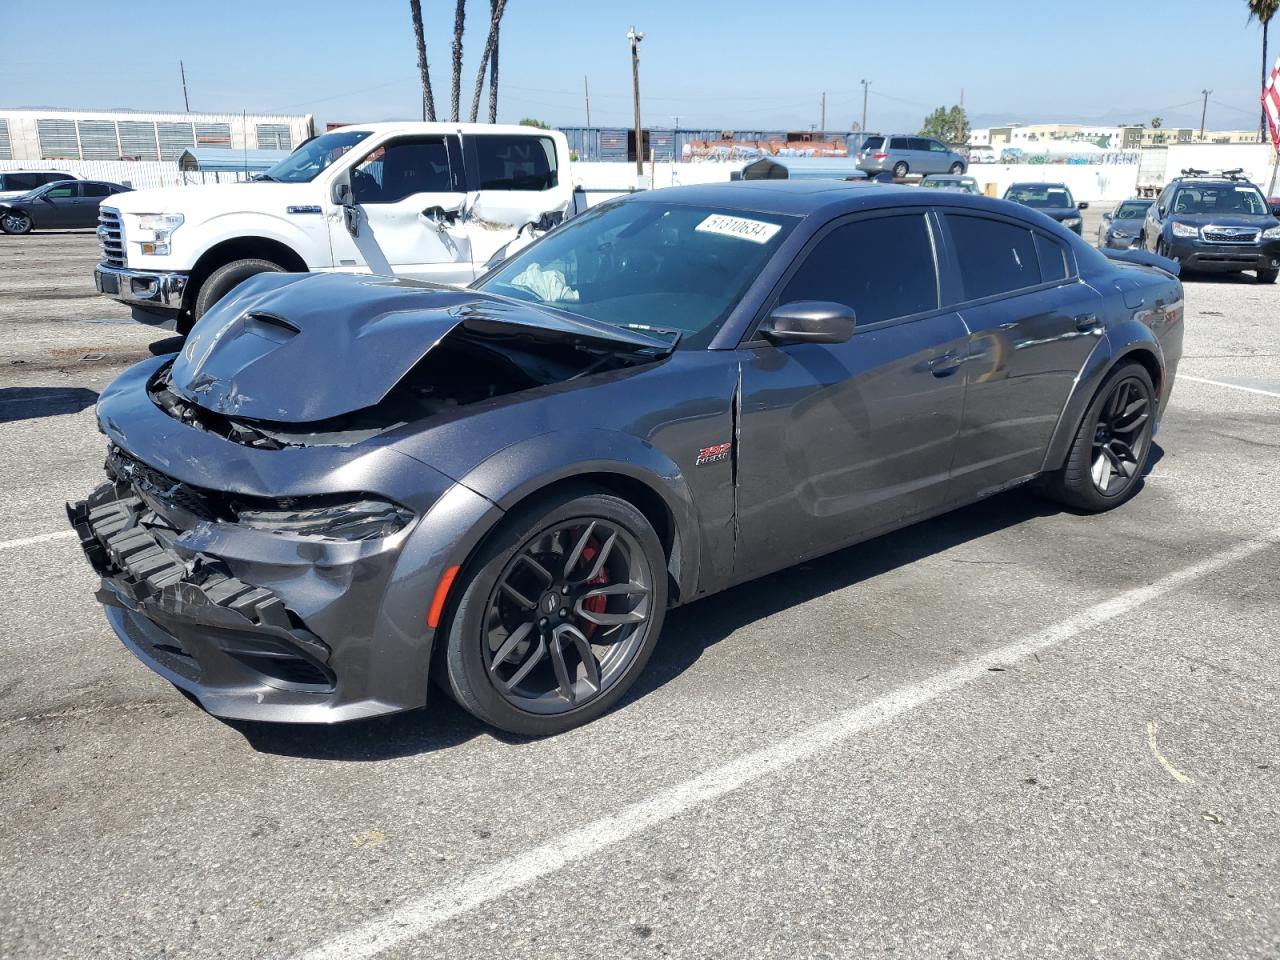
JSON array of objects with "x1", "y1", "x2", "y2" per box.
[{"x1": 234, "y1": 497, "x2": 414, "y2": 541}]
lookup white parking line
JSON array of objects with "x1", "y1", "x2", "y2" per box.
[
  {"x1": 1180, "y1": 375, "x2": 1280, "y2": 399},
  {"x1": 0, "y1": 529, "x2": 76, "y2": 552},
  {"x1": 295, "y1": 527, "x2": 1280, "y2": 960}
]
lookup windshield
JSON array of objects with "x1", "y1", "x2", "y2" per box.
[
  {"x1": 475, "y1": 201, "x2": 797, "y2": 349},
  {"x1": 1172, "y1": 184, "x2": 1269, "y2": 216},
  {"x1": 1006, "y1": 185, "x2": 1075, "y2": 209},
  {"x1": 1114, "y1": 201, "x2": 1152, "y2": 219},
  {"x1": 259, "y1": 129, "x2": 373, "y2": 183}
]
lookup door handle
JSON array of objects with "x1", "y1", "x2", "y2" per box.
[
  {"x1": 929, "y1": 350, "x2": 964, "y2": 376},
  {"x1": 1074, "y1": 313, "x2": 1099, "y2": 332}
]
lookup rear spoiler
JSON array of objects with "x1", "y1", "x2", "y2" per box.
[{"x1": 1101, "y1": 246, "x2": 1180, "y2": 277}]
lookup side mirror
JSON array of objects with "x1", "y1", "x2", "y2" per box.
[
  {"x1": 1157, "y1": 205, "x2": 1166, "y2": 217},
  {"x1": 760, "y1": 301, "x2": 856, "y2": 345},
  {"x1": 330, "y1": 171, "x2": 358, "y2": 238},
  {"x1": 1077, "y1": 201, "x2": 1089, "y2": 210}
]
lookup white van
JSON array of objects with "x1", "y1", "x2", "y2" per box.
[{"x1": 94, "y1": 123, "x2": 573, "y2": 331}]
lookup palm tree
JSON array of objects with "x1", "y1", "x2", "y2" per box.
[
  {"x1": 487, "y1": 0, "x2": 502, "y2": 123},
  {"x1": 469, "y1": 0, "x2": 508, "y2": 122},
  {"x1": 408, "y1": 0, "x2": 436, "y2": 122},
  {"x1": 450, "y1": 0, "x2": 466, "y2": 122},
  {"x1": 1249, "y1": 0, "x2": 1279, "y2": 141}
]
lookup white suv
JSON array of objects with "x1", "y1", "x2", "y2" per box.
[{"x1": 95, "y1": 123, "x2": 573, "y2": 332}]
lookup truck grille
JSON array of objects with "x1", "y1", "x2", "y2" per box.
[
  {"x1": 98, "y1": 207, "x2": 125, "y2": 267},
  {"x1": 1202, "y1": 226, "x2": 1260, "y2": 244}
]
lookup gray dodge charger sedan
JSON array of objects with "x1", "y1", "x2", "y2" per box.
[{"x1": 68, "y1": 182, "x2": 1184, "y2": 735}]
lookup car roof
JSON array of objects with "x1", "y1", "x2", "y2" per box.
[
  {"x1": 625, "y1": 180, "x2": 1011, "y2": 218},
  {"x1": 1008, "y1": 182, "x2": 1069, "y2": 189}
]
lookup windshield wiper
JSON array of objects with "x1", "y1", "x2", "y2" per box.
[{"x1": 613, "y1": 322, "x2": 683, "y2": 348}]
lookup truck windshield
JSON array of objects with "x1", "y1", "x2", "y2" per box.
[
  {"x1": 475, "y1": 201, "x2": 796, "y2": 349},
  {"x1": 259, "y1": 130, "x2": 373, "y2": 184}
]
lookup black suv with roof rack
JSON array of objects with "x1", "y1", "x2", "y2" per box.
[{"x1": 1140, "y1": 169, "x2": 1280, "y2": 283}]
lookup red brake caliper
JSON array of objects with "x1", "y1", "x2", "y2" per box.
[{"x1": 577, "y1": 539, "x2": 608, "y2": 637}]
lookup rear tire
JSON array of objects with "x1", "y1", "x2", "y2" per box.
[
  {"x1": 441, "y1": 487, "x2": 668, "y2": 736},
  {"x1": 892, "y1": 161, "x2": 909, "y2": 178},
  {"x1": 1, "y1": 211, "x2": 33, "y2": 235},
  {"x1": 192, "y1": 258, "x2": 284, "y2": 323},
  {"x1": 1258, "y1": 267, "x2": 1278, "y2": 285},
  {"x1": 1042, "y1": 362, "x2": 1156, "y2": 513}
]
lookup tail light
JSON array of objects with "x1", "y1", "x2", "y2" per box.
[{"x1": 873, "y1": 152, "x2": 888, "y2": 160}]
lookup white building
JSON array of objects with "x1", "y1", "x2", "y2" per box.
[{"x1": 0, "y1": 108, "x2": 314, "y2": 163}]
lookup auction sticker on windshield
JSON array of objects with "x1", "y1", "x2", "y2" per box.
[{"x1": 696, "y1": 214, "x2": 782, "y2": 244}]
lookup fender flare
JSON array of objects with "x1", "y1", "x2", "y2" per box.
[
  {"x1": 457, "y1": 429, "x2": 701, "y2": 605},
  {"x1": 1039, "y1": 321, "x2": 1164, "y2": 473}
]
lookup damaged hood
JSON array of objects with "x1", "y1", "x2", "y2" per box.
[{"x1": 170, "y1": 272, "x2": 670, "y2": 423}]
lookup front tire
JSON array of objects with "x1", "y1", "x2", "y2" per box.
[
  {"x1": 1, "y1": 211, "x2": 33, "y2": 235},
  {"x1": 1042, "y1": 362, "x2": 1156, "y2": 512},
  {"x1": 192, "y1": 258, "x2": 284, "y2": 323},
  {"x1": 1258, "y1": 267, "x2": 1278, "y2": 284},
  {"x1": 441, "y1": 487, "x2": 668, "y2": 736},
  {"x1": 949, "y1": 162, "x2": 965, "y2": 174}
]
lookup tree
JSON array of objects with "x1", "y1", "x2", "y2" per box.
[
  {"x1": 519, "y1": 118, "x2": 549, "y2": 128},
  {"x1": 1248, "y1": 0, "x2": 1279, "y2": 141},
  {"x1": 919, "y1": 105, "x2": 969, "y2": 144},
  {"x1": 408, "y1": 0, "x2": 437, "y2": 121},
  {"x1": 469, "y1": 0, "x2": 509, "y2": 122},
  {"x1": 450, "y1": 0, "x2": 466, "y2": 121},
  {"x1": 486, "y1": 0, "x2": 502, "y2": 122},
  {"x1": 1151, "y1": 116, "x2": 1163, "y2": 129}
]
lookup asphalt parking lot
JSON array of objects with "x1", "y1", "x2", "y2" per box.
[{"x1": 2, "y1": 218, "x2": 1278, "y2": 960}]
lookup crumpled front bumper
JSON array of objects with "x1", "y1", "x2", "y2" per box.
[
  {"x1": 94, "y1": 263, "x2": 187, "y2": 314},
  {"x1": 67, "y1": 477, "x2": 421, "y2": 724}
]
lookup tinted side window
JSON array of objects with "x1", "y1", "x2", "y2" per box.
[
  {"x1": 909, "y1": 137, "x2": 930, "y2": 151},
  {"x1": 351, "y1": 138, "x2": 453, "y2": 203},
  {"x1": 45, "y1": 184, "x2": 77, "y2": 198},
  {"x1": 778, "y1": 214, "x2": 938, "y2": 326},
  {"x1": 1034, "y1": 233, "x2": 1068, "y2": 283},
  {"x1": 928, "y1": 140, "x2": 949, "y2": 152},
  {"x1": 4, "y1": 173, "x2": 41, "y2": 191},
  {"x1": 83, "y1": 183, "x2": 113, "y2": 198},
  {"x1": 42, "y1": 172, "x2": 71, "y2": 185},
  {"x1": 888, "y1": 137, "x2": 909, "y2": 150},
  {"x1": 472, "y1": 135, "x2": 558, "y2": 191},
  {"x1": 947, "y1": 214, "x2": 1040, "y2": 299}
]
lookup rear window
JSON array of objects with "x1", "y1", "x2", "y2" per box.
[
  {"x1": 947, "y1": 214, "x2": 1043, "y2": 299},
  {"x1": 472, "y1": 134, "x2": 558, "y2": 191},
  {"x1": 859, "y1": 136, "x2": 884, "y2": 151}
]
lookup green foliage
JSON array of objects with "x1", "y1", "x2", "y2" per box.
[
  {"x1": 1151, "y1": 116, "x2": 1163, "y2": 129},
  {"x1": 919, "y1": 105, "x2": 969, "y2": 145},
  {"x1": 519, "y1": 118, "x2": 550, "y2": 129}
]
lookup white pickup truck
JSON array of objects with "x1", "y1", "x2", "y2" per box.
[{"x1": 95, "y1": 123, "x2": 575, "y2": 332}]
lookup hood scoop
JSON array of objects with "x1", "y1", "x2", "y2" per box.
[{"x1": 169, "y1": 272, "x2": 669, "y2": 424}]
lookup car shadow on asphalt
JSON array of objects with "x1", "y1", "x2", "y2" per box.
[
  {"x1": 230, "y1": 480, "x2": 1108, "y2": 762},
  {"x1": 0, "y1": 386, "x2": 98, "y2": 424}
]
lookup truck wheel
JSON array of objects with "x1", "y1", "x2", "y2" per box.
[
  {"x1": 192, "y1": 258, "x2": 284, "y2": 322},
  {"x1": 1, "y1": 211, "x2": 33, "y2": 235},
  {"x1": 1258, "y1": 267, "x2": 1278, "y2": 285}
]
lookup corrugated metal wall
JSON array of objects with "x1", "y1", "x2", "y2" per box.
[{"x1": 0, "y1": 119, "x2": 12, "y2": 161}]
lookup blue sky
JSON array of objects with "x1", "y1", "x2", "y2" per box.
[{"x1": 2, "y1": 0, "x2": 1273, "y2": 133}]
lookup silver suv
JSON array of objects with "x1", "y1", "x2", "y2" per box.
[{"x1": 854, "y1": 135, "x2": 967, "y2": 178}]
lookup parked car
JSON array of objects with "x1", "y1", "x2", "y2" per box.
[
  {"x1": 921, "y1": 174, "x2": 981, "y2": 194},
  {"x1": 854, "y1": 135, "x2": 967, "y2": 178},
  {"x1": 1098, "y1": 198, "x2": 1154, "y2": 249},
  {"x1": 0, "y1": 180, "x2": 130, "y2": 235},
  {"x1": 1269, "y1": 196, "x2": 1280, "y2": 217},
  {"x1": 967, "y1": 145, "x2": 997, "y2": 164},
  {"x1": 1003, "y1": 182, "x2": 1088, "y2": 234},
  {"x1": 68, "y1": 181, "x2": 1183, "y2": 735},
  {"x1": 1140, "y1": 170, "x2": 1280, "y2": 283},
  {"x1": 94, "y1": 122, "x2": 574, "y2": 333},
  {"x1": 0, "y1": 169, "x2": 77, "y2": 201}
]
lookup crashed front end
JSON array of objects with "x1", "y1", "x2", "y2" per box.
[{"x1": 66, "y1": 272, "x2": 671, "y2": 723}]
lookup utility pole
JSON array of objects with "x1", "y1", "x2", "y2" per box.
[
  {"x1": 1199, "y1": 88, "x2": 1212, "y2": 140},
  {"x1": 583, "y1": 75, "x2": 591, "y2": 128},
  {"x1": 860, "y1": 79, "x2": 870, "y2": 133},
  {"x1": 180, "y1": 60, "x2": 190, "y2": 112},
  {"x1": 820, "y1": 92, "x2": 826, "y2": 138},
  {"x1": 628, "y1": 26, "x2": 645, "y2": 180}
]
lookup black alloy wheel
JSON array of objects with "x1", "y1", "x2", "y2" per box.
[
  {"x1": 1089, "y1": 375, "x2": 1152, "y2": 497},
  {"x1": 441, "y1": 489, "x2": 667, "y2": 736},
  {"x1": 1, "y1": 211, "x2": 33, "y2": 235},
  {"x1": 1042, "y1": 362, "x2": 1156, "y2": 512}
]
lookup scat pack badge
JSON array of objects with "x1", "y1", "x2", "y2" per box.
[{"x1": 695, "y1": 442, "x2": 732, "y2": 466}]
